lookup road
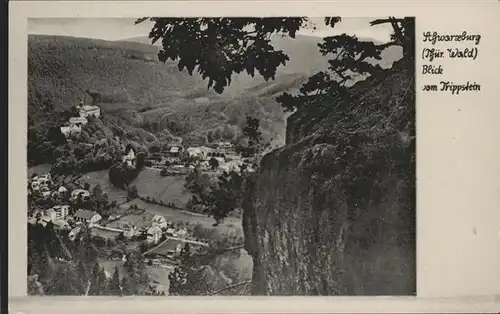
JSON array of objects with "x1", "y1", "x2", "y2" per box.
[{"x1": 142, "y1": 235, "x2": 209, "y2": 257}]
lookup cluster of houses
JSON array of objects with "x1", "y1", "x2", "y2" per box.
[
  {"x1": 60, "y1": 97, "x2": 101, "y2": 137},
  {"x1": 29, "y1": 173, "x2": 93, "y2": 201},
  {"x1": 146, "y1": 141, "x2": 254, "y2": 175},
  {"x1": 29, "y1": 173, "x2": 56, "y2": 198},
  {"x1": 28, "y1": 172, "x2": 104, "y2": 228},
  {"x1": 116, "y1": 214, "x2": 188, "y2": 245}
]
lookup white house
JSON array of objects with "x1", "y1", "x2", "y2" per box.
[
  {"x1": 79, "y1": 105, "x2": 101, "y2": 118},
  {"x1": 151, "y1": 215, "x2": 167, "y2": 229},
  {"x1": 40, "y1": 187, "x2": 51, "y2": 198},
  {"x1": 226, "y1": 160, "x2": 244, "y2": 172},
  {"x1": 175, "y1": 228, "x2": 188, "y2": 238},
  {"x1": 52, "y1": 205, "x2": 70, "y2": 220},
  {"x1": 74, "y1": 209, "x2": 102, "y2": 225},
  {"x1": 186, "y1": 147, "x2": 204, "y2": 158},
  {"x1": 60, "y1": 124, "x2": 82, "y2": 137},
  {"x1": 146, "y1": 225, "x2": 163, "y2": 244},
  {"x1": 71, "y1": 189, "x2": 90, "y2": 201},
  {"x1": 69, "y1": 117, "x2": 88, "y2": 126},
  {"x1": 165, "y1": 227, "x2": 176, "y2": 237},
  {"x1": 31, "y1": 181, "x2": 41, "y2": 191},
  {"x1": 32, "y1": 175, "x2": 50, "y2": 188},
  {"x1": 122, "y1": 147, "x2": 136, "y2": 168},
  {"x1": 58, "y1": 186, "x2": 68, "y2": 196},
  {"x1": 39, "y1": 173, "x2": 51, "y2": 181},
  {"x1": 69, "y1": 226, "x2": 82, "y2": 241}
]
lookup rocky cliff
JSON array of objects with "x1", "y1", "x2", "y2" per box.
[{"x1": 243, "y1": 61, "x2": 416, "y2": 295}]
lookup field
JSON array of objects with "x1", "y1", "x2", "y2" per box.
[
  {"x1": 132, "y1": 169, "x2": 192, "y2": 208},
  {"x1": 79, "y1": 170, "x2": 128, "y2": 204},
  {"x1": 122, "y1": 198, "x2": 242, "y2": 235}
]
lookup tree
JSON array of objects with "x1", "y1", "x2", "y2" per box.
[
  {"x1": 27, "y1": 275, "x2": 44, "y2": 296},
  {"x1": 46, "y1": 126, "x2": 66, "y2": 146},
  {"x1": 168, "y1": 243, "x2": 211, "y2": 295},
  {"x1": 237, "y1": 116, "x2": 263, "y2": 157},
  {"x1": 149, "y1": 145, "x2": 161, "y2": 154},
  {"x1": 44, "y1": 263, "x2": 82, "y2": 295},
  {"x1": 89, "y1": 262, "x2": 108, "y2": 295},
  {"x1": 127, "y1": 185, "x2": 139, "y2": 200},
  {"x1": 139, "y1": 17, "x2": 414, "y2": 98},
  {"x1": 209, "y1": 157, "x2": 219, "y2": 170},
  {"x1": 194, "y1": 170, "x2": 245, "y2": 225},
  {"x1": 123, "y1": 250, "x2": 151, "y2": 295},
  {"x1": 75, "y1": 259, "x2": 89, "y2": 293},
  {"x1": 92, "y1": 184, "x2": 103, "y2": 198},
  {"x1": 242, "y1": 116, "x2": 262, "y2": 145},
  {"x1": 141, "y1": 18, "x2": 306, "y2": 94},
  {"x1": 108, "y1": 266, "x2": 122, "y2": 296}
]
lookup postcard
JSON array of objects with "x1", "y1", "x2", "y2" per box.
[{"x1": 8, "y1": 1, "x2": 500, "y2": 313}]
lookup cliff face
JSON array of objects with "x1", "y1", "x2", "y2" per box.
[{"x1": 243, "y1": 63, "x2": 416, "y2": 295}]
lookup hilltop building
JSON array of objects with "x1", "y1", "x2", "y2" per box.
[
  {"x1": 69, "y1": 117, "x2": 88, "y2": 126},
  {"x1": 60, "y1": 124, "x2": 81, "y2": 137},
  {"x1": 75, "y1": 96, "x2": 101, "y2": 118},
  {"x1": 78, "y1": 104, "x2": 101, "y2": 118}
]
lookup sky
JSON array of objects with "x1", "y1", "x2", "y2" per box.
[{"x1": 27, "y1": 17, "x2": 394, "y2": 43}]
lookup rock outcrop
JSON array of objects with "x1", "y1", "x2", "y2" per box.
[{"x1": 243, "y1": 61, "x2": 416, "y2": 295}]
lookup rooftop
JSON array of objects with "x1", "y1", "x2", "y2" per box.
[
  {"x1": 74, "y1": 209, "x2": 98, "y2": 219},
  {"x1": 147, "y1": 225, "x2": 162, "y2": 234}
]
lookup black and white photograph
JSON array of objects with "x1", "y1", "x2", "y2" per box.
[{"x1": 26, "y1": 17, "x2": 416, "y2": 296}]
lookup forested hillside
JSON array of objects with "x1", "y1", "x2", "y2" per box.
[{"x1": 28, "y1": 33, "x2": 401, "y2": 166}]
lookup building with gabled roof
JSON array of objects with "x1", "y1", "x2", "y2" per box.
[{"x1": 73, "y1": 209, "x2": 102, "y2": 225}]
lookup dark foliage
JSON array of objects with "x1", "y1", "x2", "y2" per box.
[{"x1": 145, "y1": 17, "x2": 307, "y2": 93}]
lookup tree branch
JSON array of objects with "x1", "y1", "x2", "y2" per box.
[
  {"x1": 374, "y1": 41, "x2": 399, "y2": 50},
  {"x1": 389, "y1": 17, "x2": 404, "y2": 45},
  {"x1": 369, "y1": 18, "x2": 404, "y2": 26},
  {"x1": 208, "y1": 280, "x2": 252, "y2": 296},
  {"x1": 85, "y1": 280, "x2": 91, "y2": 296},
  {"x1": 135, "y1": 17, "x2": 150, "y2": 25}
]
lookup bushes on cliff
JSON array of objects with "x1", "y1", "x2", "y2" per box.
[{"x1": 141, "y1": 17, "x2": 414, "y2": 98}]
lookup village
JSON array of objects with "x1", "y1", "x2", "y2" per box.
[
  {"x1": 144, "y1": 139, "x2": 255, "y2": 176},
  {"x1": 27, "y1": 97, "x2": 252, "y2": 277},
  {"x1": 28, "y1": 167, "x2": 211, "y2": 270}
]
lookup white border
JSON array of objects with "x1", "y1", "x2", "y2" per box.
[{"x1": 10, "y1": 1, "x2": 500, "y2": 312}]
